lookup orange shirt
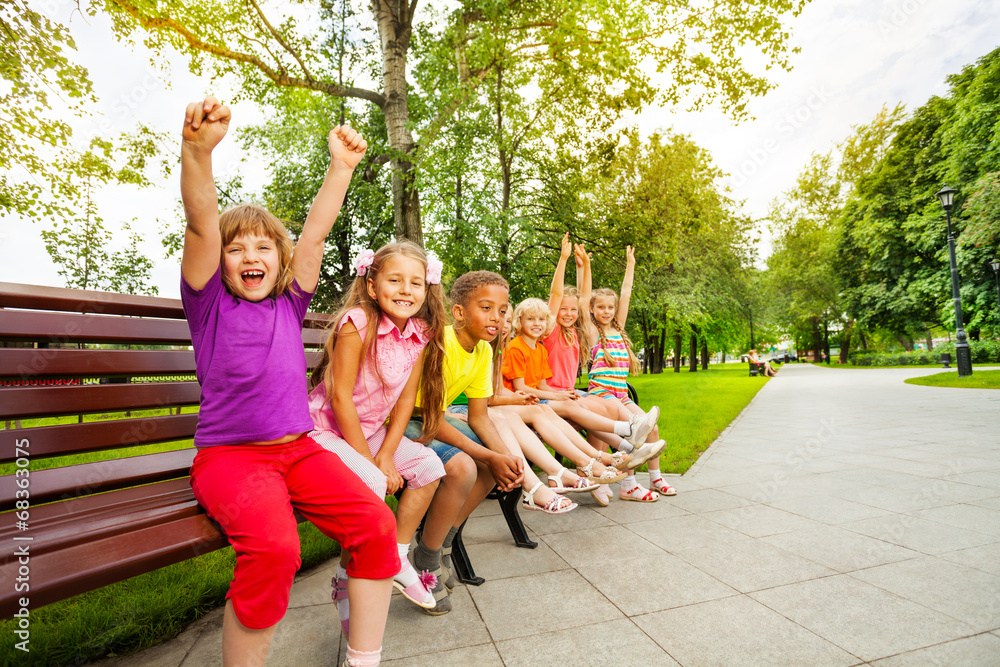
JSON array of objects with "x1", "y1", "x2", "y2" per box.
[{"x1": 502, "y1": 336, "x2": 553, "y2": 391}]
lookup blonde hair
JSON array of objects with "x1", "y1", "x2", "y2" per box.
[
  {"x1": 511, "y1": 298, "x2": 554, "y2": 337},
  {"x1": 219, "y1": 203, "x2": 296, "y2": 298},
  {"x1": 589, "y1": 288, "x2": 640, "y2": 374},
  {"x1": 489, "y1": 310, "x2": 513, "y2": 397},
  {"x1": 311, "y1": 240, "x2": 447, "y2": 442}
]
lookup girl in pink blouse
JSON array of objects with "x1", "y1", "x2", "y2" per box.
[{"x1": 308, "y1": 241, "x2": 448, "y2": 632}]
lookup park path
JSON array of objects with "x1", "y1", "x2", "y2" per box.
[{"x1": 103, "y1": 363, "x2": 1000, "y2": 666}]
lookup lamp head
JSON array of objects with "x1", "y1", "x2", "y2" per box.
[
  {"x1": 991, "y1": 260, "x2": 1000, "y2": 273},
  {"x1": 936, "y1": 186, "x2": 957, "y2": 211}
]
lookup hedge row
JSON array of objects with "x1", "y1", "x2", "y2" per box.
[{"x1": 848, "y1": 340, "x2": 1000, "y2": 366}]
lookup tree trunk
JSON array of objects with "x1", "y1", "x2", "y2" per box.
[
  {"x1": 811, "y1": 317, "x2": 822, "y2": 363},
  {"x1": 823, "y1": 317, "x2": 830, "y2": 363},
  {"x1": 673, "y1": 332, "x2": 682, "y2": 373},
  {"x1": 374, "y1": 0, "x2": 423, "y2": 244},
  {"x1": 840, "y1": 318, "x2": 854, "y2": 364},
  {"x1": 925, "y1": 330, "x2": 933, "y2": 351},
  {"x1": 657, "y1": 327, "x2": 667, "y2": 373},
  {"x1": 689, "y1": 331, "x2": 698, "y2": 372},
  {"x1": 701, "y1": 339, "x2": 708, "y2": 370}
]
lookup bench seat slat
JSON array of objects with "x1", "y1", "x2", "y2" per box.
[
  {"x1": 0, "y1": 382, "x2": 202, "y2": 419},
  {"x1": 0, "y1": 513, "x2": 230, "y2": 616},
  {"x1": 0, "y1": 448, "x2": 197, "y2": 510},
  {"x1": 0, "y1": 414, "x2": 199, "y2": 463}
]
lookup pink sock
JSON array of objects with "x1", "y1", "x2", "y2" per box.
[{"x1": 346, "y1": 645, "x2": 382, "y2": 666}]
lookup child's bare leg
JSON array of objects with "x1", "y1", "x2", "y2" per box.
[
  {"x1": 541, "y1": 406, "x2": 620, "y2": 467},
  {"x1": 422, "y1": 454, "x2": 476, "y2": 550},
  {"x1": 489, "y1": 410, "x2": 566, "y2": 507},
  {"x1": 511, "y1": 405, "x2": 605, "y2": 467},
  {"x1": 222, "y1": 601, "x2": 277, "y2": 667},
  {"x1": 547, "y1": 399, "x2": 621, "y2": 435},
  {"x1": 396, "y1": 480, "x2": 439, "y2": 544},
  {"x1": 346, "y1": 576, "x2": 393, "y2": 651}
]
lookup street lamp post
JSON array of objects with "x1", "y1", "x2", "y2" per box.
[
  {"x1": 991, "y1": 260, "x2": 1000, "y2": 326},
  {"x1": 935, "y1": 186, "x2": 973, "y2": 377}
]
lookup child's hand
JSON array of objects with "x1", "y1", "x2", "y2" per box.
[
  {"x1": 488, "y1": 453, "x2": 524, "y2": 492},
  {"x1": 512, "y1": 390, "x2": 534, "y2": 405},
  {"x1": 575, "y1": 244, "x2": 590, "y2": 267},
  {"x1": 559, "y1": 232, "x2": 572, "y2": 261},
  {"x1": 626, "y1": 245, "x2": 635, "y2": 267},
  {"x1": 561, "y1": 390, "x2": 580, "y2": 401},
  {"x1": 375, "y1": 452, "x2": 404, "y2": 495},
  {"x1": 182, "y1": 96, "x2": 230, "y2": 151},
  {"x1": 328, "y1": 125, "x2": 368, "y2": 171}
]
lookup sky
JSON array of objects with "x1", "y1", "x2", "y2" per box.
[{"x1": 2, "y1": 0, "x2": 999, "y2": 299}]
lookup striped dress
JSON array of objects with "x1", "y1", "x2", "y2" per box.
[{"x1": 588, "y1": 329, "x2": 634, "y2": 405}]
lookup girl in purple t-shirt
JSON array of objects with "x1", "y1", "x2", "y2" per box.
[
  {"x1": 307, "y1": 241, "x2": 448, "y2": 623},
  {"x1": 180, "y1": 96, "x2": 392, "y2": 667}
]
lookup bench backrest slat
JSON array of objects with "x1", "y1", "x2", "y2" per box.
[
  {"x1": 1, "y1": 382, "x2": 202, "y2": 419},
  {"x1": 0, "y1": 348, "x2": 197, "y2": 377},
  {"x1": 0, "y1": 414, "x2": 199, "y2": 462}
]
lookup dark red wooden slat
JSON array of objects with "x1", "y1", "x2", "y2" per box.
[
  {"x1": 0, "y1": 514, "x2": 231, "y2": 616},
  {"x1": 0, "y1": 382, "x2": 201, "y2": 419},
  {"x1": 0, "y1": 310, "x2": 193, "y2": 344},
  {"x1": 0, "y1": 349, "x2": 196, "y2": 378},
  {"x1": 0, "y1": 282, "x2": 186, "y2": 318},
  {"x1": 0, "y1": 449, "x2": 196, "y2": 510},
  {"x1": 0, "y1": 414, "x2": 199, "y2": 462}
]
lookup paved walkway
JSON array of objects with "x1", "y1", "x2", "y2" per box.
[{"x1": 104, "y1": 364, "x2": 1000, "y2": 666}]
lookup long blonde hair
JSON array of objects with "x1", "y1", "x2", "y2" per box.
[
  {"x1": 555, "y1": 287, "x2": 589, "y2": 370},
  {"x1": 311, "y1": 241, "x2": 447, "y2": 442},
  {"x1": 589, "y1": 288, "x2": 640, "y2": 374},
  {"x1": 219, "y1": 203, "x2": 296, "y2": 298}
]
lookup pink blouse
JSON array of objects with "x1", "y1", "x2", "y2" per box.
[{"x1": 309, "y1": 308, "x2": 428, "y2": 438}]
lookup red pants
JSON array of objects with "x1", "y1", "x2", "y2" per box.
[{"x1": 190, "y1": 435, "x2": 398, "y2": 629}]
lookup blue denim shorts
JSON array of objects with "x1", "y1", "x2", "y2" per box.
[{"x1": 405, "y1": 414, "x2": 481, "y2": 464}]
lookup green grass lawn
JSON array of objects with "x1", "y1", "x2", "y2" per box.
[
  {"x1": 904, "y1": 369, "x2": 1000, "y2": 389},
  {"x1": 1, "y1": 363, "x2": 765, "y2": 665}
]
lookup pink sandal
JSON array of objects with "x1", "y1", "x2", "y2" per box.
[
  {"x1": 331, "y1": 572, "x2": 350, "y2": 639},
  {"x1": 619, "y1": 484, "x2": 659, "y2": 502},
  {"x1": 393, "y1": 566, "x2": 438, "y2": 609},
  {"x1": 649, "y1": 478, "x2": 677, "y2": 496}
]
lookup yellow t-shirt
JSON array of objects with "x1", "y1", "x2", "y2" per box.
[{"x1": 416, "y1": 325, "x2": 493, "y2": 411}]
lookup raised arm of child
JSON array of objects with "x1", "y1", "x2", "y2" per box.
[
  {"x1": 290, "y1": 126, "x2": 368, "y2": 293},
  {"x1": 577, "y1": 244, "x2": 597, "y2": 348},
  {"x1": 180, "y1": 96, "x2": 230, "y2": 290},
  {"x1": 617, "y1": 245, "x2": 636, "y2": 327},
  {"x1": 547, "y1": 232, "x2": 572, "y2": 318},
  {"x1": 379, "y1": 351, "x2": 426, "y2": 494}
]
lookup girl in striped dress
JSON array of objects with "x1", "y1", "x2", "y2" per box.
[{"x1": 583, "y1": 246, "x2": 674, "y2": 501}]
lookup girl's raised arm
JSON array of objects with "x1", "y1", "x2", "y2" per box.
[
  {"x1": 617, "y1": 245, "x2": 636, "y2": 327},
  {"x1": 291, "y1": 126, "x2": 368, "y2": 293},
  {"x1": 577, "y1": 244, "x2": 598, "y2": 347},
  {"x1": 547, "y1": 232, "x2": 572, "y2": 318},
  {"x1": 180, "y1": 97, "x2": 230, "y2": 289}
]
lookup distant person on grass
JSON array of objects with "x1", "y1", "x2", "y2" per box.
[{"x1": 180, "y1": 96, "x2": 392, "y2": 667}]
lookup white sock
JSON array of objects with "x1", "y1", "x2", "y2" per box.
[
  {"x1": 618, "y1": 439, "x2": 634, "y2": 453},
  {"x1": 613, "y1": 421, "x2": 632, "y2": 437},
  {"x1": 335, "y1": 564, "x2": 350, "y2": 624},
  {"x1": 621, "y1": 474, "x2": 638, "y2": 492},
  {"x1": 346, "y1": 645, "x2": 382, "y2": 666},
  {"x1": 649, "y1": 468, "x2": 663, "y2": 483},
  {"x1": 394, "y1": 543, "x2": 419, "y2": 587}
]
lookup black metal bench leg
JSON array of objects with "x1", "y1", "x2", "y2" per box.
[
  {"x1": 498, "y1": 488, "x2": 537, "y2": 549},
  {"x1": 450, "y1": 520, "x2": 485, "y2": 586}
]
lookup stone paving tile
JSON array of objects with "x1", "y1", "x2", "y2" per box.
[
  {"x1": 849, "y1": 556, "x2": 1000, "y2": 632},
  {"x1": 379, "y1": 586, "x2": 492, "y2": 661},
  {"x1": 838, "y1": 483, "x2": 956, "y2": 513},
  {"x1": 626, "y1": 513, "x2": 750, "y2": 553},
  {"x1": 382, "y1": 643, "x2": 504, "y2": 667},
  {"x1": 467, "y1": 569, "x2": 623, "y2": 641},
  {"x1": 461, "y1": 511, "x2": 538, "y2": 545},
  {"x1": 633, "y1": 594, "x2": 859, "y2": 666},
  {"x1": 969, "y1": 495, "x2": 1000, "y2": 511},
  {"x1": 666, "y1": 488, "x2": 755, "y2": 513},
  {"x1": 541, "y1": 524, "x2": 666, "y2": 567},
  {"x1": 761, "y1": 526, "x2": 920, "y2": 573},
  {"x1": 936, "y1": 542, "x2": 1000, "y2": 576},
  {"x1": 462, "y1": 537, "x2": 570, "y2": 581},
  {"x1": 592, "y1": 492, "x2": 690, "y2": 523},
  {"x1": 750, "y1": 575, "x2": 975, "y2": 662},
  {"x1": 675, "y1": 539, "x2": 836, "y2": 593},
  {"x1": 869, "y1": 632, "x2": 1000, "y2": 666},
  {"x1": 912, "y1": 503, "x2": 1000, "y2": 536},
  {"x1": 287, "y1": 561, "x2": 338, "y2": 609},
  {"x1": 764, "y1": 493, "x2": 893, "y2": 524},
  {"x1": 842, "y1": 514, "x2": 998, "y2": 555},
  {"x1": 828, "y1": 467, "x2": 930, "y2": 490},
  {"x1": 102, "y1": 608, "x2": 222, "y2": 667},
  {"x1": 576, "y1": 551, "x2": 738, "y2": 616},
  {"x1": 895, "y1": 477, "x2": 1000, "y2": 504},
  {"x1": 495, "y1": 618, "x2": 678, "y2": 666},
  {"x1": 944, "y1": 469, "x2": 1000, "y2": 491},
  {"x1": 701, "y1": 503, "x2": 826, "y2": 538},
  {"x1": 518, "y1": 502, "x2": 616, "y2": 536}
]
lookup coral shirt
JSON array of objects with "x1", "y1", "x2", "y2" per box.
[
  {"x1": 542, "y1": 328, "x2": 580, "y2": 391},
  {"x1": 502, "y1": 336, "x2": 553, "y2": 391}
]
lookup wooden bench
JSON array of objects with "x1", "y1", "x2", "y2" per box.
[
  {"x1": 749, "y1": 361, "x2": 765, "y2": 377},
  {"x1": 0, "y1": 282, "x2": 528, "y2": 615}
]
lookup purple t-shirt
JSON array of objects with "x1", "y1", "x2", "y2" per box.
[{"x1": 181, "y1": 268, "x2": 315, "y2": 447}]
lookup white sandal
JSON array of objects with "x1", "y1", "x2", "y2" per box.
[
  {"x1": 548, "y1": 467, "x2": 599, "y2": 493},
  {"x1": 522, "y1": 482, "x2": 577, "y2": 514},
  {"x1": 578, "y1": 458, "x2": 627, "y2": 484}
]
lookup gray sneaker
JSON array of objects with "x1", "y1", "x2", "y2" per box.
[
  {"x1": 625, "y1": 406, "x2": 660, "y2": 447},
  {"x1": 624, "y1": 439, "x2": 667, "y2": 470},
  {"x1": 440, "y1": 545, "x2": 457, "y2": 592}
]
